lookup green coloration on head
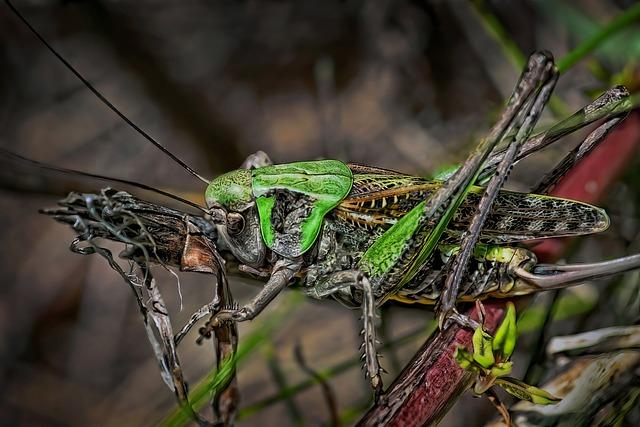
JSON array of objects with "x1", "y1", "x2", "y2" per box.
[
  {"x1": 205, "y1": 169, "x2": 253, "y2": 211},
  {"x1": 252, "y1": 160, "x2": 352, "y2": 196},
  {"x1": 252, "y1": 160, "x2": 352, "y2": 257}
]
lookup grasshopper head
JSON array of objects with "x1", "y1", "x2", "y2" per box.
[
  {"x1": 205, "y1": 169, "x2": 253, "y2": 211},
  {"x1": 205, "y1": 169, "x2": 266, "y2": 266}
]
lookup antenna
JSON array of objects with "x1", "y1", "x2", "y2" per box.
[
  {"x1": 5, "y1": 0, "x2": 211, "y2": 185},
  {"x1": 2, "y1": 148, "x2": 209, "y2": 213}
]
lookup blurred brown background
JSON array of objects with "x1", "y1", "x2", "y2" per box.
[{"x1": 0, "y1": 0, "x2": 639, "y2": 426}]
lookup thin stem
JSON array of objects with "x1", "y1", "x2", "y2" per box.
[
  {"x1": 238, "y1": 323, "x2": 433, "y2": 420},
  {"x1": 265, "y1": 343, "x2": 304, "y2": 426},
  {"x1": 159, "y1": 292, "x2": 303, "y2": 427},
  {"x1": 471, "y1": 0, "x2": 527, "y2": 71},
  {"x1": 522, "y1": 290, "x2": 561, "y2": 385},
  {"x1": 470, "y1": 0, "x2": 570, "y2": 117}
]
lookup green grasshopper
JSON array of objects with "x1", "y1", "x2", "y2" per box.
[
  {"x1": 199, "y1": 52, "x2": 639, "y2": 394},
  {"x1": 6, "y1": 0, "x2": 640, "y2": 403}
]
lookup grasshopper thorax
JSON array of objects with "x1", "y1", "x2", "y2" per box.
[{"x1": 205, "y1": 160, "x2": 353, "y2": 262}]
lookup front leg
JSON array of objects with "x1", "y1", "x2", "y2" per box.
[{"x1": 211, "y1": 258, "x2": 301, "y2": 325}]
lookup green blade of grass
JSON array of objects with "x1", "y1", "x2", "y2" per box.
[
  {"x1": 472, "y1": 0, "x2": 640, "y2": 117},
  {"x1": 557, "y1": 2, "x2": 640, "y2": 72}
]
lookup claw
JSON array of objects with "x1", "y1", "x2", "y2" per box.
[
  {"x1": 435, "y1": 299, "x2": 448, "y2": 329},
  {"x1": 208, "y1": 307, "x2": 246, "y2": 329},
  {"x1": 437, "y1": 311, "x2": 447, "y2": 330},
  {"x1": 438, "y1": 306, "x2": 480, "y2": 331},
  {"x1": 436, "y1": 305, "x2": 458, "y2": 330}
]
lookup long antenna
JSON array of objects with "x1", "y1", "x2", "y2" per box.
[
  {"x1": 2, "y1": 148, "x2": 209, "y2": 213},
  {"x1": 5, "y1": 0, "x2": 211, "y2": 185}
]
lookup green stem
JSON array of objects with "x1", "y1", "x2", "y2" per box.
[
  {"x1": 471, "y1": 0, "x2": 570, "y2": 117},
  {"x1": 557, "y1": 3, "x2": 640, "y2": 72},
  {"x1": 473, "y1": 1, "x2": 640, "y2": 118},
  {"x1": 264, "y1": 342, "x2": 304, "y2": 426}
]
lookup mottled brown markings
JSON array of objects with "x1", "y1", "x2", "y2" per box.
[{"x1": 335, "y1": 172, "x2": 608, "y2": 244}]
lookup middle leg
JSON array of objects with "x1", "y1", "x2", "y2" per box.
[{"x1": 307, "y1": 270, "x2": 383, "y2": 398}]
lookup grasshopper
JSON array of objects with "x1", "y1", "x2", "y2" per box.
[
  {"x1": 196, "y1": 53, "x2": 639, "y2": 394},
  {"x1": 5, "y1": 0, "x2": 640, "y2": 409}
]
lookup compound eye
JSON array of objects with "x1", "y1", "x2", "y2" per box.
[{"x1": 226, "y1": 212, "x2": 245, "y2": 235}]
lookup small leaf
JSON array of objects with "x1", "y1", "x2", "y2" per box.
[
  {"x1": 495, "y1": 377, "x2": 561, "y2": 405},
  {"x1": 472, "y1": 327, "x2": 495, "y2": 369},
  {"x1": 493, "y1": 302, "x2": 517, "y2": 360},
  {"x1": 454, "y1": 347, "x2": 479, "y2": 373},
  {"x1": 490, "y1": 361, "x2": 513, "y2": 378}
]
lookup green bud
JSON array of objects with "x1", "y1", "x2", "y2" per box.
[
  {"x1": 495, "y1": 377, "x2": 561, "y2": 405},
  {"x1": 472, "y1": 327, "x2": 495, "y2": 369},
  {"x1": 493, "y1": 302, "x2": 517, "y2": 360},
  {"x1": 490, "y1": 361, "x2": 513, "y2": 378}
]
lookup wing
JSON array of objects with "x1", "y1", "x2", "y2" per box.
[{"x1": 335, "y1": 166, "x2": 609, "y2": 243}]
